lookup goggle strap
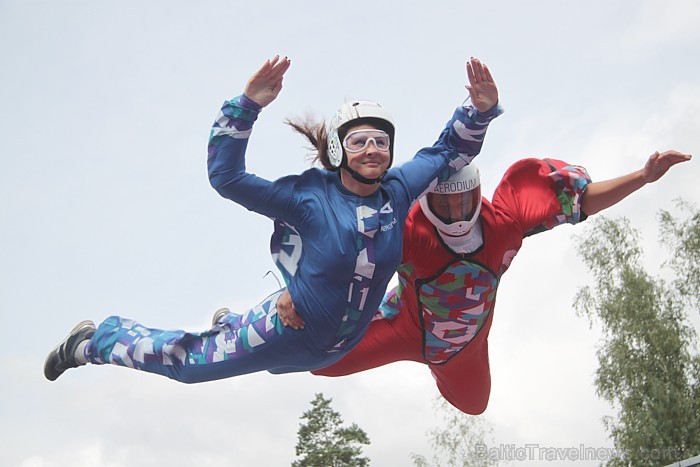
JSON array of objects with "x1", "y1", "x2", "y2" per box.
[{"x1": 340, "y1": 159, "x2": 386, "y2": 185}]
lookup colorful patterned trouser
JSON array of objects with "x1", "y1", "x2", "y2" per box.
[{"x1": 85, "y1": 289, "x2": 337, "y2": 382}]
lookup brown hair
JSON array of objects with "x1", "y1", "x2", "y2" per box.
[{"x1": 285, "y1": 118, "x2": 336, "y2": 171}]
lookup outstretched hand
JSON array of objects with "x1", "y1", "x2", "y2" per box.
[
  {"x1": 642, "y1": 150, "x2": 692, "y2": 183},
  {"x1": 244, "y1": 55, "x2": 291, "y2": 108},
  {"x1": 581, "y1": 149, "x2": 691, "y2": 216},
  {"x1": 466, "y1": 57, "x2": 498, "y2": 113}
]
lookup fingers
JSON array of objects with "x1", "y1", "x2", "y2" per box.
[
  {"x1": 464, "y1": 56, "x2": 499, "y2": 112},
  {"x1": 289, "y1": 314, "x2": 305, "y2": 329},
  {"x1": 466, "y1": 61, "x2": 476, "y2": 85},
  {"x1": 658, "y1": 150, "x2": 692, "y2": 160},
  {"x1": 655, "y1": 151, "x2": 692, "y2": 169},
  {"x1": 245, "y1": 56, "x2": 291, "y2": 107},
  {"x1": 253, "y1": 56, "x2": 274, "y2": 78},
  {"x1": 278, "y1": 307, "x2": 305, "y2": 330},
  {"x1": 467, "y1": 57, "x2": 488, "y2": 84},
  {"x1": 267, "y1": 55, "x2": 291, "y2": 82},
  {"x1": 644, "y1": 150, "x2": 692, "y2": 183},
  {"x1": 472, "y1": 58, "x2": 486, "y2": 82},
  {"x1": 276, "y1": 289, "x2": 305, "y2": 330},
  {"x1": 483, "y1": 63, "x2": 494, "y2": 83},
  {"x1": 253, "y1": 55, "x2": 291, "y2": 82}
]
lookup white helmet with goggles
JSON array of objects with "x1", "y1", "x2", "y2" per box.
[
  {"x1": 420, "y1": 164, "x2": 482, "y2": 236},
  {"x1": 327, "y1": 100, "x2": 395, "y2": 169}
]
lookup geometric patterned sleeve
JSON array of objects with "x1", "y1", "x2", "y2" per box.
[
  {"x1": 207, "y1": 94, "x2": 298, "y2": 219},
  {"x1": 372, "y1": 264, "x2": 412, "y2": 321},
  {"x1": 208, "y1": 94, "x2": 261, "y2": 150},
  {"x1": 536, "y1": 157, "x2": 592, "y2": 231},
  {"x1": 207, "y1": 94, "x2": 264, "y2": 201},
  {"x1": 492, "y1": 158, "x2": 592, "y2": 239},
  {"x1": 388, "y1": 99, "x2": 503, "y2": 204}
]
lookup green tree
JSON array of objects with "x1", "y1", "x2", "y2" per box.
[
  {"x1": 574, "y1": 213, "x2": 700, "y2": 466},
  {"x1": 293, "y1": 393, "x2": 370, "y2": 467},
  {"x1": 660, "y1": 200, "x2": 700, "y2": 310},
  {"x1": 411, "y1": 397, "x2": 499, "y2": 467}
]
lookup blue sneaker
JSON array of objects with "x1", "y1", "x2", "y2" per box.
[{"x1": 44, "y1": 320, "x2": 96, "y2": 381}]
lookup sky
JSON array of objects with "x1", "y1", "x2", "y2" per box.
[{"x1": 1, "y1": 1, "x2": 699, "y2": 466}]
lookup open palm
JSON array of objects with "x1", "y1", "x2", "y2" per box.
[
  {"x1": 244, "y1": 56, "x2": 291, "y2": 108},
  {"x1": 643, "y1": 150, "x2": 692, "y2": 183},
  {"x1": 466, "y1": 57, "x2": 498, "y2": 113}
]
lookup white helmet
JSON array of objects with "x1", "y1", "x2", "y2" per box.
[
  {"x1": 327, "y1": 100, "x2": 395, "y2": 169},
  {"x1": 419, "y1": 164, "x2": 482, "y2": 236}
]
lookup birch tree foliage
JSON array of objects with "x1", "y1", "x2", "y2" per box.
[{"x1": 574, "y1": 209, "x2": 700, "y2": 467}]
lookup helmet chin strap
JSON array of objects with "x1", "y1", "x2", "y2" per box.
[
  {"x1": 340, "y1": 160, "x2": 387, "y2": 185},
  {"x1": 437, "y1": 222, "x2": 484, "y2": 255}
]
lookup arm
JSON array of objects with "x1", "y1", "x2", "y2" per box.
[
  {"x1": 207, "y1": 57, "x2": 295, "y2": 217},
  {"x1": 392, "y1": 58, "x2": 503, "y2": 200},
  {"x1": 445, "y1": 57, "x2": 501, "y2": 165},
  {"x1": 492, "y1": 158, "x2": 592, "y2": 237},
  {"x1": 581, "y1": 150, "x2": 692, "y2": 216}
]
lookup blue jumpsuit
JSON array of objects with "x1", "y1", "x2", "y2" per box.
[{"x1": 84, "y1": 94, "x2": 502, "y2": 383}]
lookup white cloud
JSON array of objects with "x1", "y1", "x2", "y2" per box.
[
  {"x1": 620, "y1": 0, "x2": 700, "y2": 55},
  {"x1": 14, "y1": 457, "x2": 55, "y2": 467}
]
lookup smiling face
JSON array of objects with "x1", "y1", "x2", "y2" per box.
[{"x1": 341, "y1": 123, "x2": 392, "y2": 181}]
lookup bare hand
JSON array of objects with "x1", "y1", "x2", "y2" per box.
[
  {"x1": 244, "y1": 55, "x2": 291, "y2": 108},
  {"x1": 276, "y1": 289, "x2": 305, "y2": 329},
  {"x1": 642, "y1": 150, "x2": 692, "y2": 183},
  {"x1": 465, "y1": 57, "x2": 499, "y2": 113}
]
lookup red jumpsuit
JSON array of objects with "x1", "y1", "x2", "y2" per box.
[{"x1": 314, "y1": 158, "x2": 591, "y2": 414}]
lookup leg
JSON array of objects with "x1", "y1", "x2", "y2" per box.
[
  {"x1": 313, "y1": 303, "x2": 423, "y2": 376},
  {"x1": 85, "y1": 289, "x2": 308, "y2": 383},
  {"x1": 430, "y1": 339, "x2": 492, "y2": 415}
]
